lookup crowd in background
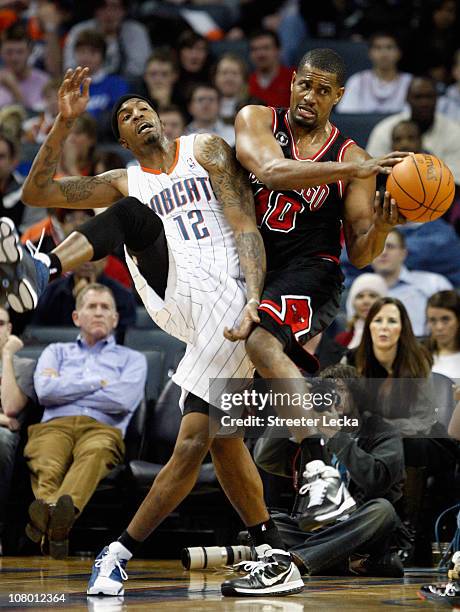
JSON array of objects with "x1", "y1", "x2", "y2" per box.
[{"x1": 0, "y1": 0, "x2": 460, "y2": 565}]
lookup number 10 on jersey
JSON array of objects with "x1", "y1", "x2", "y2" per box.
[{"x1": 173, "y1": 210, "x2": 210, "y2": 240}]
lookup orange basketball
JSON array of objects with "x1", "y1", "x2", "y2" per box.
[{"x1": 386, "y1": 153, "x2": 455, "y2": 222}]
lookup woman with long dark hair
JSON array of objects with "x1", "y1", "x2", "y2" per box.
[{"x1": 426, "y1": 290, "x2": 460, "y2": 381}]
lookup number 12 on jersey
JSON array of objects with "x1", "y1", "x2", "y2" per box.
[{"x1": 173, "y1": 210, "x2": 210, "y2": 240}]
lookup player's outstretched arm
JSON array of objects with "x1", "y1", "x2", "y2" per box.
[
  {"x1": 22, "y1": 67, "x2": 126, "y2": 209},
  {"x1": 195, "y1": 133, "x2": 266, "y2": 341},
  {"x1": 235, "y1": 105, "x2": 409, "y2": 190},
  {"x1": 342, "y1": 145, "x2": 406, "y2": 268}
]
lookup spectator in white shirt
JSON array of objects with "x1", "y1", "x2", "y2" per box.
[
  {"x1": 184, "y1": 83, "x2": 235, "y2": 147},
  {"x1": 372, "y1": 229, "x2": 452, "y2": 336},
  {"x1": 426, "y1": 290, "x2": 460, "y2": 382},
  {"x1": 337, "y1": 32, "x2": 412, "y2": 114},
  {"x1": 367, "y1": 76, "x2": 460, "y2": 184}
]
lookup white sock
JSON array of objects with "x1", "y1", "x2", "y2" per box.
[{"x1": 108, "y1": 540, "x2": 132, "y2": 560}]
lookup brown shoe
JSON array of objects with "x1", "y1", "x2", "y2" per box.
[
  {"x1": 48, "y1": 495, "x2": 75, "y2": 559},
  {"x1": 26, "y1": 499, "x2": 50, "y2": 544}
]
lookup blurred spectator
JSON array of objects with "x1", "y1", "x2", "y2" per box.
[
  {"x1": 0, "y1": 132, "x2": 25, "y2": 228},
  {"x1": 23, "y1": 78, "x2": 60, "y2": 145},
  {"x1": 367, "y1": 76, "x2": 460, "y2": 185},
  {"x1": 335, "y1": 273, "x2": 388, "y2": 349},
  {"x1": 404, "y1": 0, "x2": 458, "y2": 86},
  {"x1": 426, "y1": 290, "x2": 460, "y2": 381},
  {"x1": 177, "y1": 30, "x2": 212, "y2": 105},
  {"x1": 73, "y1": 30, "x2": 128, "y2": 130},
  {"x1": 159, "y1": 105, "x2": 186, "y2": 141},
  {"x1": 372, "y1": 229, "x2": 452, "y2": 336},
  {"x1": 0, "y1": 305, "x2": 36, "y2": 551},
  {"x1": 184, "y1": 83, "x2": 235, "y2": 146},
  {"x1": 56, "y1": 114, "x2": 97, "y2": 178},
  {"x1": 0, "y1": 23, "x2": 49, "y2": 112},
  {"x1": 213, "y1": 53, "x2": 249, "y2": 124},
  {"x1": 390, "y1": 119, "x2": 423, "y2": 152},
  {"x1": 31, "y1": 258, "x2": 136, "y2": 344},
  {"x1": 248, "y1": 29, "x2": 293, "y2": 108},
  {"x1": 24, "y1": 284, "x2": 146, "y2": 558},
  {"x1": 93, "y1": 149, "x2": 126, "y2": 176},
  {"x1": 64, "y1": 0, "x2": 152, "y2": 78},
  {"x1": 438, "y1": 48, "x2": 460, "y2": 124},
  {"x1": 337, "y1": 33, "x2": 412, "y2": 114},
  {"x1": 0, "y1": 104, "x2": 25, "y2": 145},
  {"x1": 136, "y1": 49, "x2": 183, "y2": 112}
]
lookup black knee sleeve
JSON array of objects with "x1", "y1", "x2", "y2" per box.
[{"x1": 77, "y1": 196, "x2": 164, "y2": 260}]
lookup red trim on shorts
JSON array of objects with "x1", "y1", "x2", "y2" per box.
[{"x1": 315, "y1": 252, "x2": 340, "y2": 264}]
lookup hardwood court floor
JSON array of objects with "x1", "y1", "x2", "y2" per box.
[{"x1": 0, "y1": 557, "x2": 448, "y2": 611}]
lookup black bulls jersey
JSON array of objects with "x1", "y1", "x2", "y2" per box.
[{"x1": 249, "y1": 107, "x2": 355, "y2": 271}]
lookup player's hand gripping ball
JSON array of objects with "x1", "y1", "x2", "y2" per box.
[{"x1": 386, "y1": 153, "x2": 455, "y2": 222}]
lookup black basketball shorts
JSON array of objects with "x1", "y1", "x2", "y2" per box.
[{"x1": 257, "y1": 257, "x2": 344, "y2": 371}]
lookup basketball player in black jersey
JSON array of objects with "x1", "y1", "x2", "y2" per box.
[{"x1": 222, "y1": 48, "x2": 409, "y2": 576}]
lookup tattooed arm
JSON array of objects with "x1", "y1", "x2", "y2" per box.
[
  {"x1": 22, "y1": 67, "x2": 127, "y2": 209},
  {"x1": 195, "y1": 133, "x2": 266, "y2": 341}
]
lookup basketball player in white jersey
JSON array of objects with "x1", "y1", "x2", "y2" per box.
[{"x1": 0, "y1": 67, "x2": 307, "y2": 597}]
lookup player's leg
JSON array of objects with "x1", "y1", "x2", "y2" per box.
[
  {"x1": 0, "y1": 197, "x2": 165, "y2": 312},
  {"x1": 87, "y1": 408, "x2": 213, "y2": 596}
]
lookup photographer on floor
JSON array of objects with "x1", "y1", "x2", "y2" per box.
[{"x1": 254, "y1": 364, "x2": 406, "y2": 577}]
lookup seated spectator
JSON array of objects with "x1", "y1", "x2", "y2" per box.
[
  {"x1": 73, "y1": 30, "x2": 128, "y2": 130},
  {"x1": 390, "y1": 119, "x2": 423, "y2": 153},
  {"x1": 367, "y1": 76, "x2": 460, "y2": 185},
  {"x1": 184, "y1": 83, "x2": 235, "y2": 146},
  {"x1": 254, "y1": 364, "x2": 405, "y2": 577},
  {"x1": 56, "y1": 113, "x2": 97, "y2": 178},
  {"x1": 438, "y1": 48, "x2": 460, "y2": 124},
  {"x1": 0, "y1": 305, "x2": 36, "y2": 552},
  {"x1": 63, "y1": 0, "x2": 152, "y2": 78},
  {"x1": 346, "y1": 297, "x2": 458, "y2": 563},
  {"x1": 0, "y1": 23, "x2": 49, "y2": 112},
  {"x1": 177, "y1": 30, "x2": 212, "y2": 107},
  {"x1": 335, "y1": 273, "x2": 387, "y2": 349},
  {"x1": 0, "y1": 132, "x2": 25, "y2": 228},
  {"x1": 213, "y1": 53, "x2": 249, "y2": 125},
  {"x1": 372, "y1": 229, "x2": 452, "y2": 336},
  {"x1": 137, "y1": 49, "x2": 183, "y2": 113},
  {"x1": 426, "y1": 290, "x2": 460, "y2": 381},
  {"x1": 337, "y1": 32, "x2": 412, "y2": 114},
  {"x1": 31, "y1": 259, "x2": 136, "y2": 344},
  {"x1": 93, "y1": 150, "x2": 126, "y2": 176},
  {"x1": 24, "y1": 284, "x2": 147, "y2": 559},
  {"x1": 248, "y1": 29, "x2": 293, "y2": 108},
  {"x1": 159, "y1": 105, "x2": 187, "y2": 141},
  {"x1": 23, "y1": 78, "x2": 60, "y2": 144}
]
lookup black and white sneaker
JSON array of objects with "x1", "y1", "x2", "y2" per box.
[
  {"x1": 221, "y1": 548, "x2": 304, "y2": 597},
  {"x1": 0, "y1": 217, "x2": 50, "y2": 312},
  {"x1": 297, "y1": 460, "x2": 356, "y2": 532},
  {"x1": 418, "y1": 580, "x2": 460, "y2": 604}
]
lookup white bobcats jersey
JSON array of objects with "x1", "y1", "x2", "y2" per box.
[{"x1": 126, "y1": 134, "x2": 253, "y2": 407}]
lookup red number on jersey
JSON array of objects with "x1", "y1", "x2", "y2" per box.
[{"x1": 256, "y1": 193, "x2": 304, "y2": 232}]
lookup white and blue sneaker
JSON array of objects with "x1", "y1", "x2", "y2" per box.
[
  {"x1": 87, "y1": 545, "x2": 129, "y2": 596},
  {"x1": 0, "y1": 217, "x2": 50, "y2": 312}
]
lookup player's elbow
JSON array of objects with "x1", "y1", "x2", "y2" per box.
[
  {"x1": 256, "y1": 162, "x2": 284, "y2": 191},
  {"x1": 22, "y1": 182, "x2": 45, "y2": 207}
]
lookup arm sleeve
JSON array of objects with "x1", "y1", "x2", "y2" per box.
[
  {"x1": 75, "y1": 351, "x2": 147, "y2": 415},
  {"x1": 34, "y1": 345, "x2": 104, "y2": 406}
]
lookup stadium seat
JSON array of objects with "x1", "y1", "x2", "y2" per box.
[
  {"x1": 134, "y1": 305, "x2": 158, "y2": 329},
  {"x1": 125, "y1": 328, "x2": 186, "y2": 385},
  {"x1": 293, "y1": 39, "x2": 371, "y2": 76},
  {"x1": 331, "y1": 112, "x2": 393, "y2": 149},
  {"x1": 23, "y1": 325, "x2": 79, "y2": 345},
  {"x1": 142, "y1": 349, "x2": 165, "y2": 403}
]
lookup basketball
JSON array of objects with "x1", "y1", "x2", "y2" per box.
[{"x1": 386, "y1": 154, "x2": 455, "y2": 222}]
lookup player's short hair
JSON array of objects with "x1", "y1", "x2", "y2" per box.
[
  {"x1": 75, "y1": 282, "x2": 116, "y2": 311},
  {"x1": 75, "y1": 29, "x2": 107, "y2": 59},
  {"x1": 297, "y1": 48, "x2": 346, "y2": 87},
  {"x1": 111, "y1": 93, "x2": 154, "y2": 139}
]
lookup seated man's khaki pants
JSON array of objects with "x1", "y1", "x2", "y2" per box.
[{"x1": 24, "y1": 416, "x2": 125, "y2": 513}]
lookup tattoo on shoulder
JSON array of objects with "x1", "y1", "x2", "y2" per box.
[{"x1": 197, "y1": 134, "x2": 255, "y2": 216}]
